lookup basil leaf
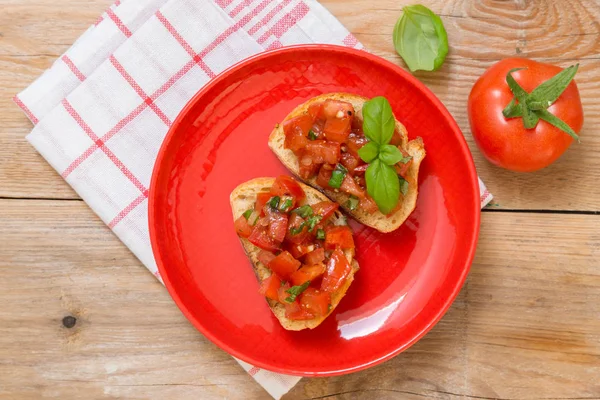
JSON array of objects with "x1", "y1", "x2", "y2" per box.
[
  {"x1": 285, "y1": 281, "x2": 310, "y2": 303},
  {"x1": 346, "y1": 195, "x2": 359, "y2": 211},
  {"x1": 292, "y1": 205, "x2": 313, "y2": 218},
  {"x1": 379, "y1": 144, "x2": 404, "y2": 166},
  {"x1": 357, "y1": 141, "x2": 379, "y2": 163},
  {"x1": 279, "y1": 198, "x2": 293, "y2": 212},
  {"x1": 328, "y1": 163, "x2": 348, "y2": 189},
  {"x1": 306, "y1": 215, "x2": 322, "y2": 232},
  {"x1": 290, "y1": 224, "x2": 305, "y2": 236},
  {"x1": 316, "y1": 228, "x2": 325, "y2": 240},
  {"x1": 399, "y1": 177, "x2": 409, "y2": 196},
  {"x1": 268, "y1": 196, "x2": 280, "y2": 209},
  {"x1": 393, "y1": 5, "x2": 449, "y2": 72},
  {"x1": 362, "y1": 97, "x2": 395, "y2": 145},
  {"x1": 366, "y1": 159, "x2": 400, "y2": 214},
  {"x1": 242, "y1": 209, "x2": 253, "y2": 219},
  {"x1": 308, "y1": 129, "x2": 317, "y2": 140}
]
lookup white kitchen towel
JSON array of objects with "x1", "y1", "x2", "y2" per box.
[{"x1": 15, "y1": 0, "x2": 493, "y2": 398}]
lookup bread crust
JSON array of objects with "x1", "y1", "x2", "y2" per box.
[
  {"x1": 268, "y1": 93, "x2": 426, "y2": 233},
  {"x1": 230, "y1": 177, "x2": 359, "y2": 331}
]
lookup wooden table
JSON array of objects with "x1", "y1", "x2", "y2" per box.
[{"x1": 1, "y1": 0, "x2": 599, "y2": 398}]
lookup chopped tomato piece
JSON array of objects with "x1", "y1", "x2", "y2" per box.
[
  {"x1": 316, "y1": 164, "x2": 334, "y2": 188},
  {"x1": 284, "y1": 128, "x2": 309, "y2": 152},
  {"x1": 304, "y1": 248, "x2": 325, "y2": 265},
  {"x1": 300, "y1": 288, "x2": 331, "y2": 317},
  {"x1": 290, "y1": 263, "x2": 326, "y2": 286},
  {"x1": 322, "y1": 100, "x2": 355, "y2": 119},
  {"x1": 324, "y1": 116, "x2": 351, "y2": 143},
  {"x1": 340, "y1": 152, "x2": 361, "y2": 173},
  {"x1": 394, "y1": 147, "x2": 412, "y2": 179},
  {"x1": 305, "y1": 141, "x2": 340, "y2": 164},
  {"x1": 270, "y1": 175, "x2": 306, "y2": 202},
  {"x1": 268, "y1": 251, "x2": 301, "y2": 280},
  {"x1": 286, "y1": 214, "x2": 309, "y2": 244},
  {"x1": 340, "y1": 175, "x2": 365, "y2": 198},
  {"x1": 283, "y1": 114, "x2": 313, "y2": 137},
  {"x1": 278, "y1": 282, "x2": 291, "y2": 303},
  {"x1": 359, "y1": 196, "x2": 379, "y2": 214},
  {"x1": 353, "y1": 164, "x2": 368, "y2": 174},
  {"x1": 321, "y1": 248, "x2": 352, "y2": 293},
  {"x1": 325, "y1": 226, "x2": 355, "y2": 250},
  {"x1": 298, "y1": 152, "x2": 320, "y2": 180},
  {"x1": 311, "y1": 201, "x2": 339, "y2": 221},
  {"x1": 285, "y1": 300, "x2": 315, "y2": 320},
  {"x1": 346, "y1": 134, "x2": 368, "y2": 157},
  {"x1": 255, "y1": 192, "x2": 272, "y2": 214},
  {"x1": 234, "y1": 216, "x2": 253, "y2": 238},
  {"x1": 308, "y1": 102, "x2": 324, "y2": 121},
  {"x1": 248, "y1": 225, "x2": 279, "y2": 251},
  {"x1": 258, "y1": 274, "x2": 281, "y2": 301},
  {"x1": 258, "y1": 250, "x2": 276, "y2": 266},
  {"x1": 287, "y1": 242, "x2": 314, "y2": 259},
  {"x1": 267, "y1": 212, "x2": 288, "y2": 243}
]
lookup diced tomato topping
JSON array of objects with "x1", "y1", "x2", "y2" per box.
[
  {"x1": 340, "y1": 175, "x2": 365, "y2": 198},
  {"x1": 325, "y1": 226, "x2": 355, "y2": 250},
  {"x1": 311, "y1": 201, "x2": 339, "y2": 220},
  {"x1": 285, "y1": 300, "x2": 315, "y2": 320},
  {"x1": 286, "y1": 214, "x2": 309, "y2": 244},
  {"x1": 258, "y1": 250, "x2": 276, "y2": 266},
  {"x1": 285, "y1": 128, "x2": 309, "y2": 152},
  {"x1": 346, "y1": 134, "x2": 368, "y2": 157},
  {"x1": 324, "y1": 116, "x2": 351, "y2": 143},
  {"x1": 278, "y1": 282, "x2": 291, "y2": 303},
  {"x1": 353, "y1": 164, "x2": 368, "y2": 174},
  {"x1": 359, "y1": 196, "x2": 379, "y2": 214},
  {"x1": 304, "y1": 248, "x2": 325, "y2": 265},
  {"x1": 287, "y1": 242, "x2": 314, "y2": 259},
  {"x1": 283, "y1": 114, "x2": 313, "y2": 137},
  {"x1": 316, "y1": 164, "x2": 334, "y2": 188},
  {"x1": 258, "y1": 274, "x2": 281, "y2": 301},
  {"x1": 268, "y1": 212, "x2": 288, "y2": 243},
  {"x1": 340, "y1": 152, "x2": 361, "y2": 174},
  {"x1": 298, "y1": 152, "x2": 320, "y2": 179},
  {"x1": 322, "y1": 100, "x2": 355, "y2": 119},
  {"x1": 234, "y1": 216, "x2": 253, "y2": 238},
  {"x1": 270, "y1": 175, "x2": 306, "y2": 202},
  {"x1": 290, "y1": 263, "x2": 326, "y2": 286},
  {"x1": 321, "y1": 248, "x2": 352, "y2": 293},
  {"x1": 268, "y1": 251, "x2": 301, "y2": 280},
  {"x1": 248, "y1": 226, "x2": 280, "y2": 252},
  {"x1": 255, "y1": 192, "x2": 272, "y2": 214},
  {"x1": 394, "y1": 147, "x2": 412, "y2": 179},
  {"x1": 305, "y1": 141, "x2": 340, "y2": 164},
  {"x1": 300, "y1": 288, "x2": 331, "y2": 317},
  {"x1": 308, "y1": 102, "x2": 324, "y2": 121}
]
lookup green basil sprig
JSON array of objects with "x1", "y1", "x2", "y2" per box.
[
  {"x1": 357, "y1": 97, "x2": 405, "y2": 214},
  {"x1": 393, "y1": 4, "x2": 448, "y2": 72},
  {"x1": 502, "y1": 65, "x2": 580, "y2": 141}
]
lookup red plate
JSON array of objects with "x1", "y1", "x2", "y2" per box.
[{"x1": 149, "y1": 45, "x2": 480, "y2": 376}]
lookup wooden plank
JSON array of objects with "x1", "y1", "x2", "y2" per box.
[
  {"x1": 0, "y1": 200, "x2": 598, "y2": 399},
  {"x1": 2, "y1": 0, "x2": 600, "y2": 210}
]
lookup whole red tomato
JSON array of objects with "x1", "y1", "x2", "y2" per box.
[{"x1": 468, "y1": 58, "x2": 583, "y2": 172}]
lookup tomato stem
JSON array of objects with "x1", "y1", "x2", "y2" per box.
[{"x1": 502, "y1": 65, "x2": 580, "y2": 142}]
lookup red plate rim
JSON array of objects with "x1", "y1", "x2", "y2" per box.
[{"x1": 148, "y1": 44, "x2": 481, "y2": 376}]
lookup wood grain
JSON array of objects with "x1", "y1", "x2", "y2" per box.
[
  {"x1": 0, "y1": 200, "x2": 598, "y2": 399},
  {"x1": 1, "y1": 0, "x2": 600, "y2": 209}
]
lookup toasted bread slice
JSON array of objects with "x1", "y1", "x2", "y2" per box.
[
  {"x1": 230, "y1": 177, "x2": 359, "y2": 331},
  {"x1": 268, "y1": 93, "x2": 426, "y2": 233}
]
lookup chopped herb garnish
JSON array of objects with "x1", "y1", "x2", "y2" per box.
[
  {"x1": 328, "y1": 163, "x2": 348, "y2": 189},
  {"x1": 268, "y1": 196, "x2": 280, "y2": 209},
  {"x1": 316, "y1": 228, "x2": 325, "y2": 240},
  {"x1": 308, "y1": 129, "x2": 317, "y2": 140},
  {"x1": 285, "y1": 281, "x2": 310, "y2": 302},
  {"x1": 292, "y1": 205, "x2": 313, "y2": 218},
  {"x1": 346, "y1": 195, "x2": 359, "y2": 211},
  {"x1": 242, "y1": 209, "x2": 253, "y2": 219},
  {"x1": 399, "y1": 177, "x2": 409, "y2": 196},
  {"x1": 279, "y1": 198, "x2": 293, "y2": 212},
  {"x1": 306, "y1": 215, "x2": 322, "y2": 232},
  {"x1": 290, "y1": 224, "x2": 305, "y2": 235}
]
